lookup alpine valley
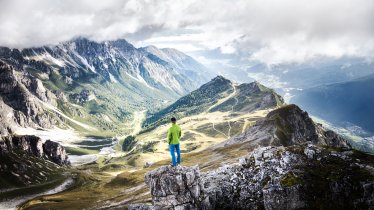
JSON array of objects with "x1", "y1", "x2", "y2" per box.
[{"x1": 0, "y1": 38, "x2": 373, "y2": 210}]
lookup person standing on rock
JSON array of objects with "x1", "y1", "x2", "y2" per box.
[{"x1": 168, "y1": 117, "x2": 181, "y2": 167}]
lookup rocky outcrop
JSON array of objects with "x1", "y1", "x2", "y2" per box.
[
  {"x1": 43, "y1": 139, "x2": 69, "y2": 165},
  {"x1": 0, "y1": 135, "x2": 69, "y2": 165},
  {"x1": 130, "y1": 144, "x2": 374, "y2": 210},
  {"x1": 223, "y1": 104, "x2": 350, "y2": 149},
  {"x1": 69, "y1": 89, "x2": 93, "y2": 104},
  {"x1": 145, "y1": 165, "x2": 201, "y2": 209},
  {"x1": 0, "y1": 135, "x2": 69, "y2": 189}
]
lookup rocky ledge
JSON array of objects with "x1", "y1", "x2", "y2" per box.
[{"x1": 129, "y1": 144, "x2": 374, "y2": 210}]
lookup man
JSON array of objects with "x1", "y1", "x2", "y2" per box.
[{"x1": 167, "y1": 117, "x2": 181, "y2": 167}]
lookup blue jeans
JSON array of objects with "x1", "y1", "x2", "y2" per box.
[{"x1": 169, "y1": 144, "x2": 181, "y2": 166}]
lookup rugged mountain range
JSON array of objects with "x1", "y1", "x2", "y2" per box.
[
  {"x1": 129, "y1": 105, "x2": 374, "y2": 210},
  {"x1": 143, "y1": 76, "x2": 284, "y2": 129},
  {"x1": 6, "y1": 74, "x2": 286, "y2": 209},
  {"x1": 0, "y1": 38, "x2": 213, "y2": 136}
]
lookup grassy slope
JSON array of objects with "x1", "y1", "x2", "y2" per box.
[
  {"x1": 20, "y1": 100, "x2": 374, "y2": 210},
  {"x1": 116, "y1": 109, "x2": 272, "y2": 168},
  {"x1": 142, "y1": 76, "x2": 234, "y2": 130}
]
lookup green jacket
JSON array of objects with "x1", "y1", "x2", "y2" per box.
[{"x1": 167, "y1": 123, "x2": 181, "y2": 145}]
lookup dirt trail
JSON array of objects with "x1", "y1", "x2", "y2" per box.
[
  {"x1": 206, "y1": 84, "x2": 239, "y2": 138},
  {"x1": 212, "y1": 122, "x2": 229, "y2": 138}
]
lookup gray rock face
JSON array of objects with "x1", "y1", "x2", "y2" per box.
[
  {"x1": 131, "y1": 144, "x2": 374, "y2": 210},
  {"x1": 0, "y1": 135, "x2": 69, "y2": 165},
  {"x1": 43, "y1": 139, "x2": 69, "y2": 165},
  {"x1": 144, "y1": 165, "x2": 200, "y2": 210},
  {"x1": 69, "y1": 89, "x2": 92, "y2": 104},
  {"x1": 0, "y1": 60, "x2": 59, "y2": 135},
  {"x1": 1, "y1": 38, "x2": 211, "y2": 97},
  {"x1": 128, "y1": 204, "x2": 157, "y2": 210}
]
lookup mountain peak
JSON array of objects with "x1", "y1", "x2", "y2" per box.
[
  {"x1": 210, "y1": 75, "x2": 231, "y2": 83},
  {"x1": 108, "y1": 39, "x2": 135, "y2": 49},
  {"x1": 68, "y1": 36, "x2": 100, "y2": 46},
  {"x1": 200, "y1": 75, "x2": 232, "y2": 92}
]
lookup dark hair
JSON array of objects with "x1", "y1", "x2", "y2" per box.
[{"x1": 171, "y1": 117, "x2": 176, "y2": 122}]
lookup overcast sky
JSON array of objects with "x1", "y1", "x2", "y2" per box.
[{"x1": 0, "y1": 0, "x2": 373, "y2": 67}]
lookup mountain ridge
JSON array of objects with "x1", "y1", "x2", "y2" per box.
[{"x1": 142, "y1": 75, "x2": 284, "y2": 130}]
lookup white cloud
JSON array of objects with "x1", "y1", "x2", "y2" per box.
[
  {"x1": 220, "y1": 45, "x2": 236, "y2": 54},
  {"x1": 0, "y1": 0, "x2": 373, "y2": 66}
]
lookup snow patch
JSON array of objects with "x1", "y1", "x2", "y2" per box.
[
  {"x1": 71, "y1": 50, "x2": 97, "y2": 73},
  {"x1": 14, "y1": 127, "x2": 81, "y2": 144},
  {"x1": 28, "y1": 52, "x2": 65, "y2": 67},
  {"x1": 109, "y1": 73, "x2": 118, "y2": 83},
  {"x1": 69, "y1": 154, "x2": 98, "y2": 166},
  {"x1": 125, "y1": 72, "x2": 154, "y2": 89}
]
